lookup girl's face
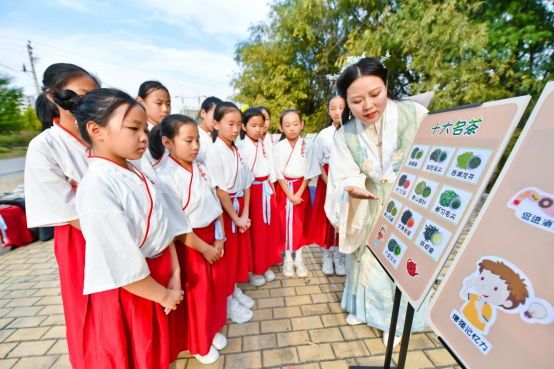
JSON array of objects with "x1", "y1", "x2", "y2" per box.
[
  {"x1": 164, "y1": 123, "x2": 199, "y2": 164},
  {"x1": 242, "y1": 115, "x2": 264, "y2": 141},
  {"x1": 213, "y1": 110, "x2": 242, "y2": 144},
  {"x1": 48, "y1": 75, "x2": 98, "y2": 120},
  {"x1": 138, "y1": 88, "x2": 171, "y2": 125},
  {"x1": 89, "y1": 104, "x2": 148, "y2": 161},
  {"x1": 200, "y1": 106, "x2": 216, "y2": 132},
  {"x1": 261, "y1": 109, "x2": 270, "y2": 134},
  {"x1": 346, "y1": 75, "x2": 388, "y2": 125},
  {"x1": 279, "y1": 112, "x2": 304, "y2": 141},
  {"x1": 327, "y1": 96, "x2": 345, "y2": 125}
]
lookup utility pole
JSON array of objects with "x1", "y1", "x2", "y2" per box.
[{"x1": 26, "y1": 41, "x2": 40, "y2": 95}]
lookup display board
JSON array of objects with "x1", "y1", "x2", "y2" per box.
[
  {"x1": 424, "y1": 82, "x2": 554, "y2": 368},
  {"x1": 365, "y1": 96, "x2": 530, "y2": 310}
]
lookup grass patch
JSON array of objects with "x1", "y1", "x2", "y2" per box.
[{"x1": 0, "y1": 147, "x2": 27, "y2": 160}]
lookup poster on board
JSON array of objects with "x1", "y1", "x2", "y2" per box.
[
  {"x1": 424, "y1": 82, "x2": 554, "y2": 368},
  {"x1": 363, "y1": 95, "x2": 530, "y2": 310}
]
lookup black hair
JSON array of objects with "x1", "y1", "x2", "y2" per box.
[
  {"x1": 197, "y1": 96, "x2": 222, "y2": 121},
  {"x1": 36, "y1": 63, "x2": 100, "y2": 131},
  {"x1": 336, "y1": 57, "x2": 398, "y2": 124},
  {"x1": 137, "y1": 81, "x2": 169, "y2": 100},
  {"x1": 52, "y1": 88, "x2": 143, "y2": 146},
  {"x1": 211, "y1": 102, "x2": 241, "y2": 146},
  {"x1": 327, "y1": 94, "x2": 345, "y2": 124},
  {"x1": 278, "y1": 109, "x2": 302, "y2": 141},
  {"x1": 240, "y1": 107, "x2": 265, "y2": 140},
  {"x1": 257, "y1": 106, "x2": 271, "y2": 118},
  {"x1": 148, "y1": 114, "x2": 197, "y2": 160}
]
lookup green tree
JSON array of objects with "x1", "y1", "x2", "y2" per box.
[
  {"x1": 0, "y1": 75, "x2": 25, "y2": 134},
  {"x1": 233, "y1": 0, "x2": 553, "y2": 132},
  {"x1": 23, "y1": 107, "x2": 41, "y2": 131}
]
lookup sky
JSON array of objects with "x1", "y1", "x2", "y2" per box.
[{"x1": 0, "y1": 0, "x2": 271, "y2": 110}]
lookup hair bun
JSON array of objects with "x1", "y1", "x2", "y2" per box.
[{"x1": 52, "y1": 89, "x2": 83, "y2": 112}]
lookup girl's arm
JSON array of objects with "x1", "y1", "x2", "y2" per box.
[
  {"x1": 175, "y1": 232, "x2": 220, "y2": 264},
  {"x1": 241, "y1": 188, "x2": 251, "y2": 219},
  {"x1": 214, "y1": 214, "x2": 225, "y2": 255},
  {"x1": 69, "y1": 219, "x2": 81, "y2": 231},
  {"x1": 123, "y1": 275, "x2": 183, "y2": 314},
  {"x1": 216, "y1": 188, "x2": 249, "y2": 228},
  {"x1": 277, "y1": 179, "x2": 302, "y2": 205},
  {"x1": 167, "y1": 242, "x2": 181, "y2": 292},
  {"x1": 295, "y1": 179, "x2": 310, "y2": 198},
  {"x1": 319, "y1": 164, "x2": 328, "y2": 184}
]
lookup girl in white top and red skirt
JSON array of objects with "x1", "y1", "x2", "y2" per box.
[
  {"x1": 273, "y1": 110, "x2": 321, "y2": 278},
  {"x1": 59, "y1": 88, "x2": 191, "y2": 368},
  {"x1": 24, "y1": 63, "x2": 99, "y2": 369},
  {"x1": 238, "y1": 108, "x2": 281, "y2": 287},
  {"x1": 308, "y1": 95, "x2": 347, "y2": 276},
  {"x1": 205, "y1": 102, "x2": 256, "y2": 324},
  {"x1": 153, "y1": 115, "x2": 228, "y2": 365},
  {"x1": 196, "y1": 96, "x2": 222, "y2": 164},
  {"x1": 131, "y1": 81, "x2": 171, "y2": 177}
]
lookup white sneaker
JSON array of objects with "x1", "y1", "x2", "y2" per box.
[
  {"x1": 194, "y1": 345, "x2": 220, "y2": 364},
  {"x1": 322, "y1": 256, "x2": 334, "y2": 275},
  {"x1": 227, "y1": 297, "x2": 253, "y2": 324},
  {"x1": 383, "y1": 331, "x2": 401, "y2": 348},
  {"x1": 333, "y1": 257, "x2": 346, "y2": 276},
  {"x1": 249, "y1": 273, "x2": 266, "y2": 287},
  {"x1": 233, "y1": 287, "x2": 255, "y2": 309},
  {"x1": 212, "y1": 332, "x2": 227, "y2": 351},
  {"x1": 263, "y1": 269, "x2": 276, "y2": 282},
  {"x1": 282, "y1": 257, "x2": 294, "y2": 277},
  {"x1": 294, "y1": 258, "x2": 308, "y2": 278},
  {"x1": 346, "y1": 313, "x2": 364, "y2": 326}
]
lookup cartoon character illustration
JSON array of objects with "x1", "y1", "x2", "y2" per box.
[
  {"x1": 460, "y1": 257, "x2": 553, "y2": 336},
  {"x1": 507, "y1": 187, "x2": 554, "y2": 234},
  {"x1": 406, "y1": 258, "x2": 418, "y2": 277},
  {"x1": 373, "y1": 226, "x2": 386, "y2": 247}
]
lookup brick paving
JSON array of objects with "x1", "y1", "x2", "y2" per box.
[{"x1": 0, "y1": 198, "x2": 484, "y2": 368}]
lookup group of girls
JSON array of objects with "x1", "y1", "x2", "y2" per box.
[{"x1": 24, "y1": 61, "x2": 345, "y2": 368}]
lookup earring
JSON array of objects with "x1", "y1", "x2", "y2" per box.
[{"x1": 349, "y1": 111, "x2": 353, "y2": 120}]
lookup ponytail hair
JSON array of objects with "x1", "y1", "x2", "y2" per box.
[
  {"x1": 148, "y1": 114, "x2": 197, "y2": 160},
  {"x1": 137, "y1": 81, "x2": 169, "y2": 100},
  {"x1": 240, "y1": 107, "x2": 265, "y2": 140},
  {"x1": 211, "y1": 102, "x2": 241, "y2": 146},
  {"x1": 36, "y1": 63, "x2": 100, "y2": 131},
  {"x1": 197, "y1": 96, "x2": 222, "y2": 122},
  {"x1": 52, "y1": 88, "x2": 142, "y2": 145}
]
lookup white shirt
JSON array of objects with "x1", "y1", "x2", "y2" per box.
[
  {"x1": 272, "y1": 137, "x2": 321, "y2": 180},
  {"x1": 238, "y1": 136, "x2": 276, "y2": 182},
  {"x1": 130, "y1": 121, "x2": 168, "y2": 179},
  {"x1": 196, "y1": 127, "x2": 213, "y2": 164},
  {"x1": 313, "y1": 124, "x2": 339, "y2": 165},
  {"x1": 76, "y1": 157, "x2": 192, "y2": 294},
  {"x1": 24, "y1": 120, "x2": 89, "y2": 228},
  {"x1": 156, "y1": 156, "x2": 222, "y2": 229},
  {"x1": 205, "y1": 137, "x2": 254, "y2": 194},
  {"x1": 263, "y1": 133, "x2": 276, "y2": 153}
]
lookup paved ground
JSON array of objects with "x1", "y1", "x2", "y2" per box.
[{"x1": 0, "y1": 198, "x2": 484, "y2": 369}]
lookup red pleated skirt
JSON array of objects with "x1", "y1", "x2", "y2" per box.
[
  {"x1": 168, "y1": 241, "x2": 188, "y2": 361},
  {"x1": 86, "y1": 247, "x2": 172, "y2": 368},
  {"x1": 171, "y1": 220, "x2": 227, "y2": 357},
  {"x1": 275, "y1": 177, "x2": 312, "y2": 252},
  {"x1": 222, "y1": 193, "x2": 252, "y2": 295},
  {"x1": 54, "y1": 225, "x2": 89, "y2": 369},
  {"x1": 249, "y1": 176, "x2": 281, "y2": 273},
  {"x1": 307, "y1": 164, "x2": 338, "y2": 249}
]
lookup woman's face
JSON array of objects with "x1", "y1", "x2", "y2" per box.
[{"x1": 346, "y1": 75, "x2": 388, "y2": 125}]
